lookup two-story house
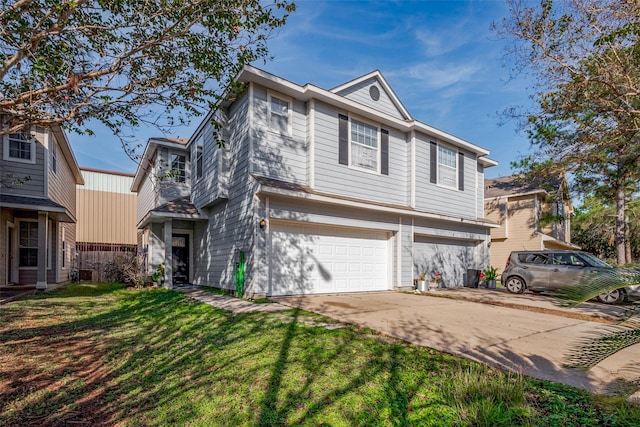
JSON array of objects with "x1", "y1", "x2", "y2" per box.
[
  {"x1": 484, "y1": 174, "x2": 578, "y2": 271},
  {"x1": 132, "y1": 66, "x2": 498, "y2": 296},
  {"x1": 1, "y1": 123, "x2": 84, "y2": 289}
]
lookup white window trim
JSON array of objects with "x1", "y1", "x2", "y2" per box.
[
  {"x1": 436, "y1": 142, "x2": 458, "y2": 191},
  {"x1": 51, "y1": 138, "x2": 57, "y2": 174},
  {"x1": 348, "y1": 115, "x2": 381, "y2": 175},
  {"x1": 169, "y1": 152, "x2": 187, "y2": 184},
  {"x1": 17, "y1": 219, "x2": 38, "y2": 269},
  {"x1": 3, "y1": 132, "x2": 36, "y2": 164},
  {"x1": 195, "y1": 134, "x2": 204, "y2": 180},
  {"x1": 267, "y1": 91, "x2": 293, "y2": 136}
]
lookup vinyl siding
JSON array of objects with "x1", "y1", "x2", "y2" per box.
[
  {"x1": 48, "y1": 134, "x2": 76, "y2": 216},
  {"x1": 0, "y1": 133, "x2": 45, "y2": 198},
  {"x1": 485, "y1": 198, "x2": 507, "y2": 239},
  {"x1": 313, "y1": 101, "x2": 408, "y2": 205},
  {"x1": 157, "y1": 147, "x2": 191, "y2": 204},
  {"x1": 193, "y1": 94, "x2": 257, "y2": 293},
  {"x1": 335, "y1": 77, "x2": 405, "y2": 120},
  {"x1": 414, "y1": 132, "x2": 477, "y2": 219},
  {"x1": 250, "y1": 86, "x2": 308, "y2": 184},
  {"x1": 489, "y1": 195, "x2": 543, "y2": 271},
  {"x1": 191, "y1": 118, "x2": 224, "y2": 207},
  {"x1": 476, "y1": 164, "x2": 484, "y2": 217},
  {"x1": 136, "y1": 172, "x2": 156, "y2": 224}
]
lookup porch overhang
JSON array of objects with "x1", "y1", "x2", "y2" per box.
[
  {"x1": 0, "y1": 194, "x2": 76, "y2": 222},
  {"x1": 136, "y1": 196, "x2": 206, "y2": 229}
]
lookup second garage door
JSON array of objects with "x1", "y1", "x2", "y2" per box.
[
  {"x1": 269, "y1": 221, "x2": 389, "y2": 296},
  {"x1": 413, "y1": 235, "x2": 477, "y2": 287}
]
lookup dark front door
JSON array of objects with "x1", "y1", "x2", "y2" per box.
[{"x1": 172, "y1": 234, "x2": 189, "y2": 284}]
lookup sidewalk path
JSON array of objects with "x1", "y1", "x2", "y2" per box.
[{"x1": 179, "y1": 288, "x2": 289, "y2": 314}]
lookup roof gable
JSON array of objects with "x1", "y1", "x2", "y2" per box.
[
  {"x1": 330, "y1": 71, "x2": 412, "y2": 121},
  {"x1": 485, "y1": 174, "x2": 566, "y2": 199}
]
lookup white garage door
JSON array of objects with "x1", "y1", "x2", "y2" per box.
[
  {"x1": 269, "y1": 222, "x2": 389, "y2": 296},
  {"x1": 413, "y1": 236, "x2": 476, "y2": 287}
]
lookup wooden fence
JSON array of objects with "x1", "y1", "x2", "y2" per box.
[{"x1": 76, "y1": 242, "x2": 137, "y2": 282}]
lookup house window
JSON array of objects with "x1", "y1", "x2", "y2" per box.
[
  {"x1": 61, "y1": 227, "x2": 66, "y2": 268},
  {"x1": 195, "y1": 135, "x2": 203, "y2": 179},
  {"x1": 19, "y1": 221, "x2": 38, "y2": 267},
  {"x1": 268, "y1": 94, "x2": 290, "y2": 134},
  {"x1": 170, "y1": 154, "x2": 186, "y2": 183},
  {"x1": 3, "y1": 132, "x2": 36, "y2": 164},
  {"x1": 350, "y1": 119, "x2": 378, "y2": 172},
  {"x1": 437, "y1": 144, "x2": 457, "y2": 188},
  {"x1": 51, "y1": 140, "x2": 57, "y2": 173}
]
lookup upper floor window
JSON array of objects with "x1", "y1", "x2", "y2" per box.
[
  {"x1": 3, "y1": 132, "x2": 36, "y2": 164},
  {"x1": 170, "y1": 154, "x2": 186, "y2": 183},
  {"x1": 51, "y1": 139, "x2": 57, "y2": 173},
  {"x1": 195, "y1": 135, "x2": 203, "y2": 179},
  {"x1": 350, "y1": 119, "x2": 379, "y2": 172},
  {"x1": 437, "y1": 144, "x2": 457, "y2": 189},
  {"x1": 268, "y1": 93, "x2": 291, "y2": 134}
]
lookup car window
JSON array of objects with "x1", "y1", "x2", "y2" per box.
[
  {"x1": 518, "y1": 253, "x2": 549, "y2": 264},
  {"x1": 553, "y1": 253, "x2": 585, "y2": 266},
  {"x1": 578, "y1": 252, "x2": 612, "y2": 268}
]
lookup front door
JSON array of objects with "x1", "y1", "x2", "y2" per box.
[{"x1": 172, "y1": 234, "x2": 189, "y2": 284}]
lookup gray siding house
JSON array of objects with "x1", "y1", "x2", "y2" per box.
[
  {"x1": 132, "y1": 66, "x2": 498, "y2": 296},
  {"x1": 1, "y1": 124, "x2": 84, "y2": 289}
]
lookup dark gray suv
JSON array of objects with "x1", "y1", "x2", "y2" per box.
[{"x1": 501, "y1": 250, "x2": 640, "y2": 304}]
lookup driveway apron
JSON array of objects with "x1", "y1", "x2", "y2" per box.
[{"x1": 272, "y1": 291, "x2": 639, "y2": 395}]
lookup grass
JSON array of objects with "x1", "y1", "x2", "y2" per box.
[{"x1": 1, "y1": 283, "x2": 639, "y2": 426}]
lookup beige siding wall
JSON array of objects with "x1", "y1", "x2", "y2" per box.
[
  {"x1": 489, "y1": 196, "x2": 543, "y2": 272},
  {"x1": 76, "y1": 188, "x2": 137, "y2": 245},
  {"x1": 485, "y1": 198, "x2": 507, "y2": 239},
  {"x1": 48, "y1": 133, "x2": 77, "y2": 216}
]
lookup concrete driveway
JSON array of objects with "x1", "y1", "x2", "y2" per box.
[{"x1": 272, "y1": 290, "x2": 640, "y2": 396}]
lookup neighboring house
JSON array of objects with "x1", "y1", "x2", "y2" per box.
[
  {"x1": 484, "y1": 174, "x2": 578, "y2": 271},
  {"x1": 75, "y1": 167, "x2": 137, "y2": 281},
  {"x1": 0, "y1": 124, "x2": 84, "y2": 289},
  {"x1": 132, "y1": 66, "x2": 498, "y2": 296}
]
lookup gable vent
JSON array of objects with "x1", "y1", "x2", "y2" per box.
[{"x1": 369, "y1": 85, "x2": 380, "y2": 101}]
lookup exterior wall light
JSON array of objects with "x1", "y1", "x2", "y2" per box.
[{"x1": 259, "y1": 219, "x2": 267, "y2": 229}]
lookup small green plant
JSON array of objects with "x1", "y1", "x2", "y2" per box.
[
  {"x1": 151, "y1": 262, "x2": 165, "y2": 283},
  {"x1": 483, "y1": 266, "x2": 498, "y2": 280},
  {"x1": 417, "y1": 271, "x2": 427, "y2": 281}
]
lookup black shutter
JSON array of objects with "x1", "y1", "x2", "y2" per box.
[
  {"x1": 458, "y1": 152, "x2": 464, "y2": 191},
  {"x1": 429, "y1": 141, "x2": 437, "y2": 184},
  {"x1": 338, "y1": 114, "x2": 348, "y2": 165},
  {"x1": 381, "y1": 129, "x2": 389, "y2": 175}
]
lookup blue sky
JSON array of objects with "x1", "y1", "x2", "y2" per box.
[{"x1": 70, "y1": 0, "x2": 534, "y2": 178}]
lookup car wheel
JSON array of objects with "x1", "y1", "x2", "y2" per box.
[
  {"x1": 597, "y1": 289, "x2": 625, "y2": 304},
  {"x1": 505, "y1": 276, "x2": 526, "y2": 294}
]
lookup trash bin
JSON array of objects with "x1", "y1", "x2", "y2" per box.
[{"x1": 465, "y1": 269, "x2": 481, "y2": 288}]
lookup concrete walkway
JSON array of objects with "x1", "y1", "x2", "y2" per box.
[
  {"x1": 271, "y1": 290, "x2": 640, "y2": 397},
  {"x1": 179, "y1": 288, "x2": 289, "y2": 314}
]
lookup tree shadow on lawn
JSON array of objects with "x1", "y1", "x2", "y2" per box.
[{"x1": 0, "y1": 288, "x2": 284, "y2": 426}]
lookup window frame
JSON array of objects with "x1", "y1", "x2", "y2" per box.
[
  {"x1": 436, "y1": 143, "x2": 458, "y2": 190},
  {"x1": 348, "y1": 116, "x2": 381, "y2": 174},
  {"x1": 3, "y1": 132, "x2": 36, "y2": 164},
  {"x1": 18, "y1": 220, "x2": 38, "y2": 268},
  {"x1": 195, "y1": 134, "x2": 204, "y2": 180},
  {"x1": 169, "y1": 153, "x2": 186, "y2": 183},
  {"x1": 51, "y1": 138, "x2": 57, "y2": 174},
  {"x1": 267, "y1": 91, "x2": 292, "y2": 135}
]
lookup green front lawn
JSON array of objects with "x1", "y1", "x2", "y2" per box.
[{"x1": 1, "y1": 283, "x2": 638, "y2": 426}]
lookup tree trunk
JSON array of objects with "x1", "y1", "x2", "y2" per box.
[
  {"x1": 615, "y1": 184, "x2": 627, "y2": 265},
  {"x1": 625, "y1": 214, "x2": 632, "y2": 264}
]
